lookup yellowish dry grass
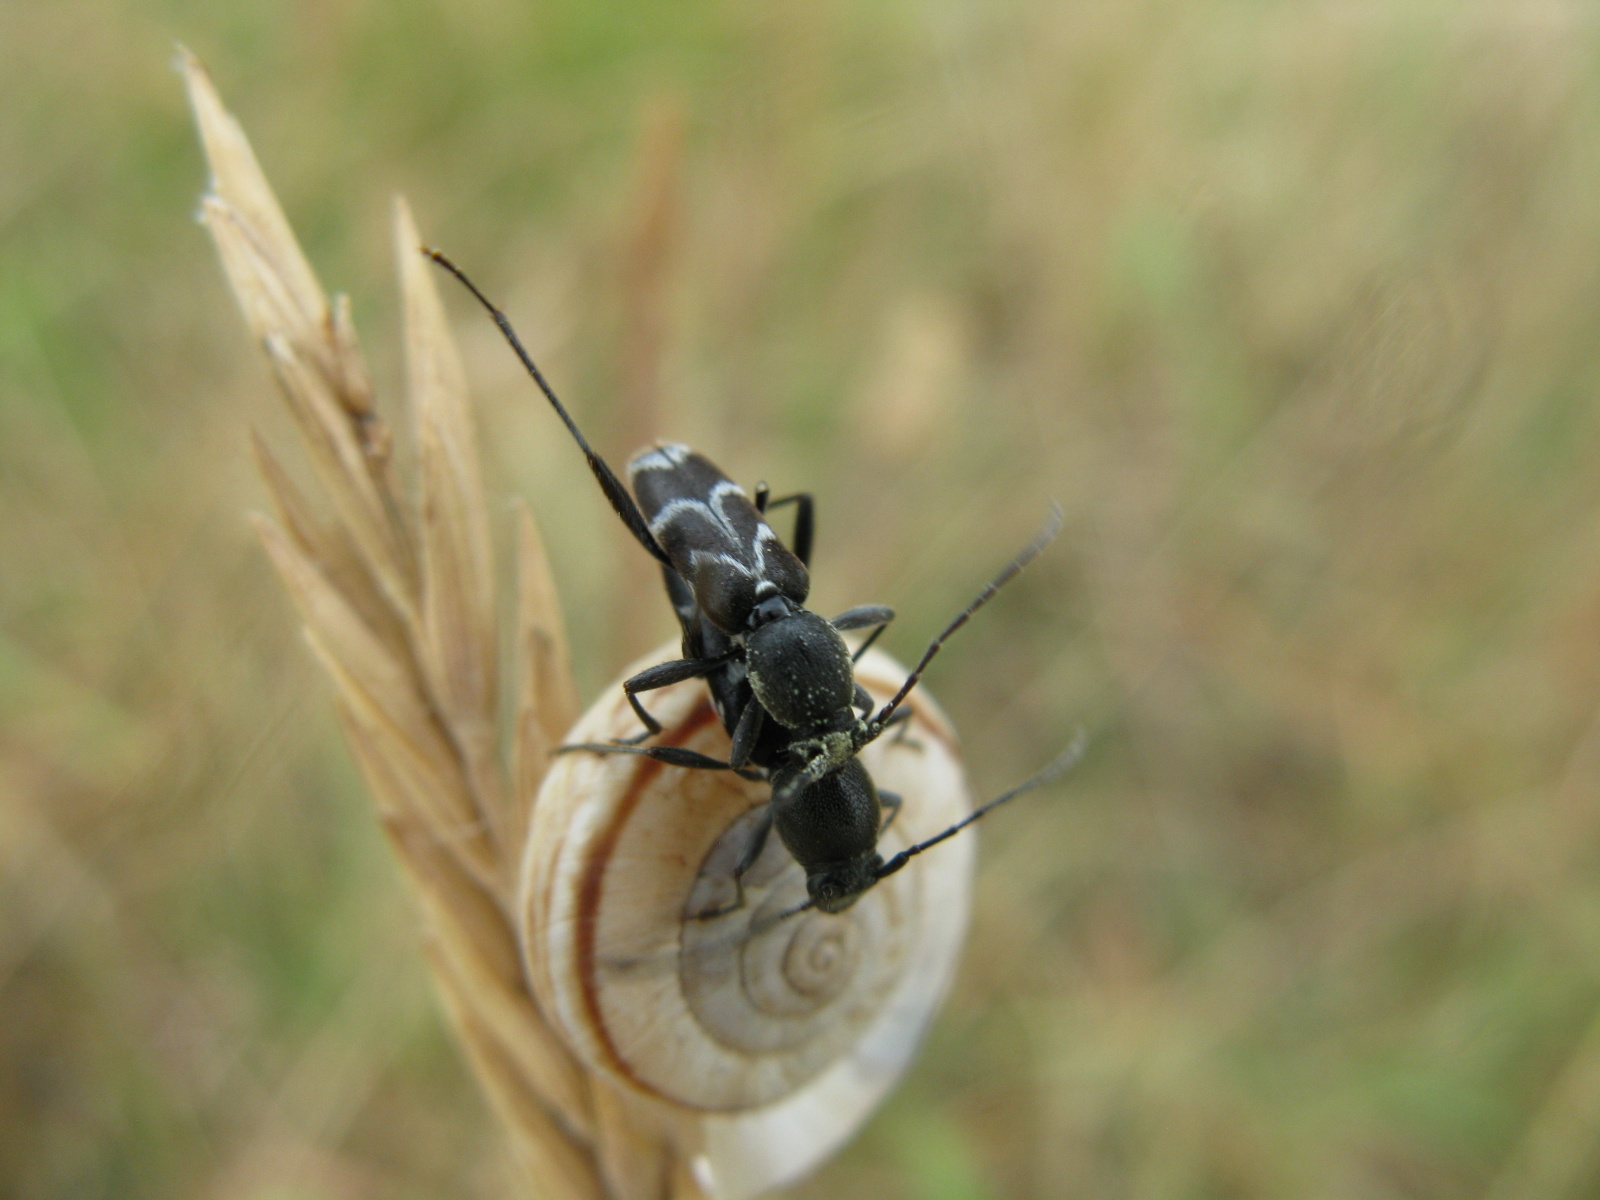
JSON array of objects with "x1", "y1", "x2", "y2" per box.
[{"x1": 185, "y1": 50, "x2": 712, "y2": 1200}]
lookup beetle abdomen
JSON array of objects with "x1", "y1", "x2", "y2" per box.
[{"x1": 628, "y1": 443, "x2": 809, "y2": 631}]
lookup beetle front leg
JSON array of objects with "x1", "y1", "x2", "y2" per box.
[
  {"x1": 728, "y1": 698, "x2": 766, "y2": 769},
  {"x1": 689, "y1": 805, "x2": 775, "y2": 920},
  {"x1": 882, "y1": 704, "x2": 919, "y2": 749},
  {"x1": 878, "y1": 789, "x2": 903, "y2": 835},
  {"x1": 853, "y1": 683, "x2": 873, "y2": 716},
  {"x1": 832, "y1": 605, "x2": 894, "y2": 662}
]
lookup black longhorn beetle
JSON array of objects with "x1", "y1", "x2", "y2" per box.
[{"x1": 425, "y1": 248, "x2": 1085, "y2": 917}]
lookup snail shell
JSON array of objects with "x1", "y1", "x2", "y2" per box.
[{"x1": 519, "y1": 643, "x2": 973, "y2": 1199}]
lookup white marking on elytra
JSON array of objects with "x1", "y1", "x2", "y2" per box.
[
  {"x1": 753, "y1": 527, "x2": 783, "y2": 575},
  {"x1": 648, "y1": 477, "x2": 779, "y2": 574},
  {"x1": 708, "y1": 479, "x2": 748, "y2": 522},
  {"x1": 636, "y1": 455, "x2": 802, "y2": 616},
  {"x1": 650, "y1": 497, "x2": 740, "y2": 543},
  {"x1": 689, "y1": 549, "x2": 756, "y2": 578},
  {"x1": 629, "y1": 442, "x2": 692, "y2": 474}
]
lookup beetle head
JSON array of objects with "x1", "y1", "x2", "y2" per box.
[{"x1": 805, "y1": 851, "x2": 884, "y2": 913}]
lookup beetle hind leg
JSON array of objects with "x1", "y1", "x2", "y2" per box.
[
  {"x1": 557, "y1": 741, "x2": 766, "y2": 783},
  {"x1": 690, "y1": 806, "x2": 777, "y2": 921},
  {"x1": 617, "y1": 653, "x2": 730, "y2": 743}
]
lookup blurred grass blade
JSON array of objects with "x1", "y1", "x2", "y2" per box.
[
  {"x1": 253, "y1": 516, "x2": 501, "y2": 895},
  {"x1": 184, "y1": 47, "x2": 418, "y2": 620},
  {"x1": 513, "y1": 499, "x2": 579, "y2": 858},
  {"x1": 181, "y1": 45, "x2": 329, "y2": 374},
  {"x1": 425, "y1": 946, "x2": 605, "y2": 1200},
  {"x1": 397, "y1": 196, "x2": 509, "y2": 868},
  {"x1": 252, "y1": 432, "x2": 413, "y2": 657}
]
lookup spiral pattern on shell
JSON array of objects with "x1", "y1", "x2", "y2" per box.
[{"x1": 519, "y1": 643, "x2": 973, "y2": 1197}]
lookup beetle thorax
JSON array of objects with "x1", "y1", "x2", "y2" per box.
[{"x1": 745, "y1": 611, "x2": 854, "y2": 729}]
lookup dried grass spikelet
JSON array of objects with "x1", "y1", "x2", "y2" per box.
[{"x1": 184, "y1": 50, "x2": 975, "y2": 1200}]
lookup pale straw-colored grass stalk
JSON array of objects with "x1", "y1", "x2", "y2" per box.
[{"x1": 181, "y1": 51, "x2": 705, "y2": 1200}]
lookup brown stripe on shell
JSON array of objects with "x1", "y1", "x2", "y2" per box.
[{"x1": 573, "y1": 699, "x2": 723, "y2": 1099}]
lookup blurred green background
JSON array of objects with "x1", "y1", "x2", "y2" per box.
[{"x1": 8, "y1": 1, "x2": 1600, "y2": 1197}]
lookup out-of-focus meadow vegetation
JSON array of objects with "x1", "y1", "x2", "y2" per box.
[{"x1": 7, "y1": 1, "x2": 1600, "y2": 1197}]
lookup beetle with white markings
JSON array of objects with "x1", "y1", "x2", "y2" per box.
[{"x1": 426, "y1": 248, "x2": 1084, "y2": 918}]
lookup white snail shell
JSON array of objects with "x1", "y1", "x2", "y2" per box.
[{"x1": 518, "y1": 643, "x2": 974, "y2": 1199}]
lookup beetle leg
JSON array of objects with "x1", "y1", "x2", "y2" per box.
[
  {"x1": 878, "y1": 790, "x2": 903, "y2": 835},
  {"x1": 733, "y1": 805, "x2": 775, "y2": 878},
  {"x1": 832, "y1": 604, "x2": 894, "y2": 631},
  {"x1": 557, "y1": 741, "x2": 765, "y2": 782},
  {"x1": 833, "y1": 605, "x2": 894, "y2": 663},
  {"x1": 688, "y1": 806, "x2": 775, "y2": 920},
  {"x1": 728, "y1": 698, "x2": 766, "y2": 769},
  {"x1": 884, "y1": 704, "x2": 919, "y2": 749},
  {"x1": 763, "y1": 492, "x2": 815, "y2": 566},
  {"x1": 852, "y1": 625, "x2": 887, "y2": 663},
  {"x1": 619, "y1": 654, "x2": 730, "y2": 744}
]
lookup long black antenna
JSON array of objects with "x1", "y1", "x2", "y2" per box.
[
  {"x1": 874, "y1": 728, "x2": 1088, "y2": 882},
  {"x1": 423, "y1": 247, "x2": 671, "y2": 566},
  {"x1": 862, "y1": 503, "x2": 1063, "y2": 745}
]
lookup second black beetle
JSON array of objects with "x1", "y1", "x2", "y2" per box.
[
  {"x1": 426, "y1": 249, "x2": 1080, "y2": 917},
  {"x1": 425, "y1": 251, "x2": 894, "y2": 767}
]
